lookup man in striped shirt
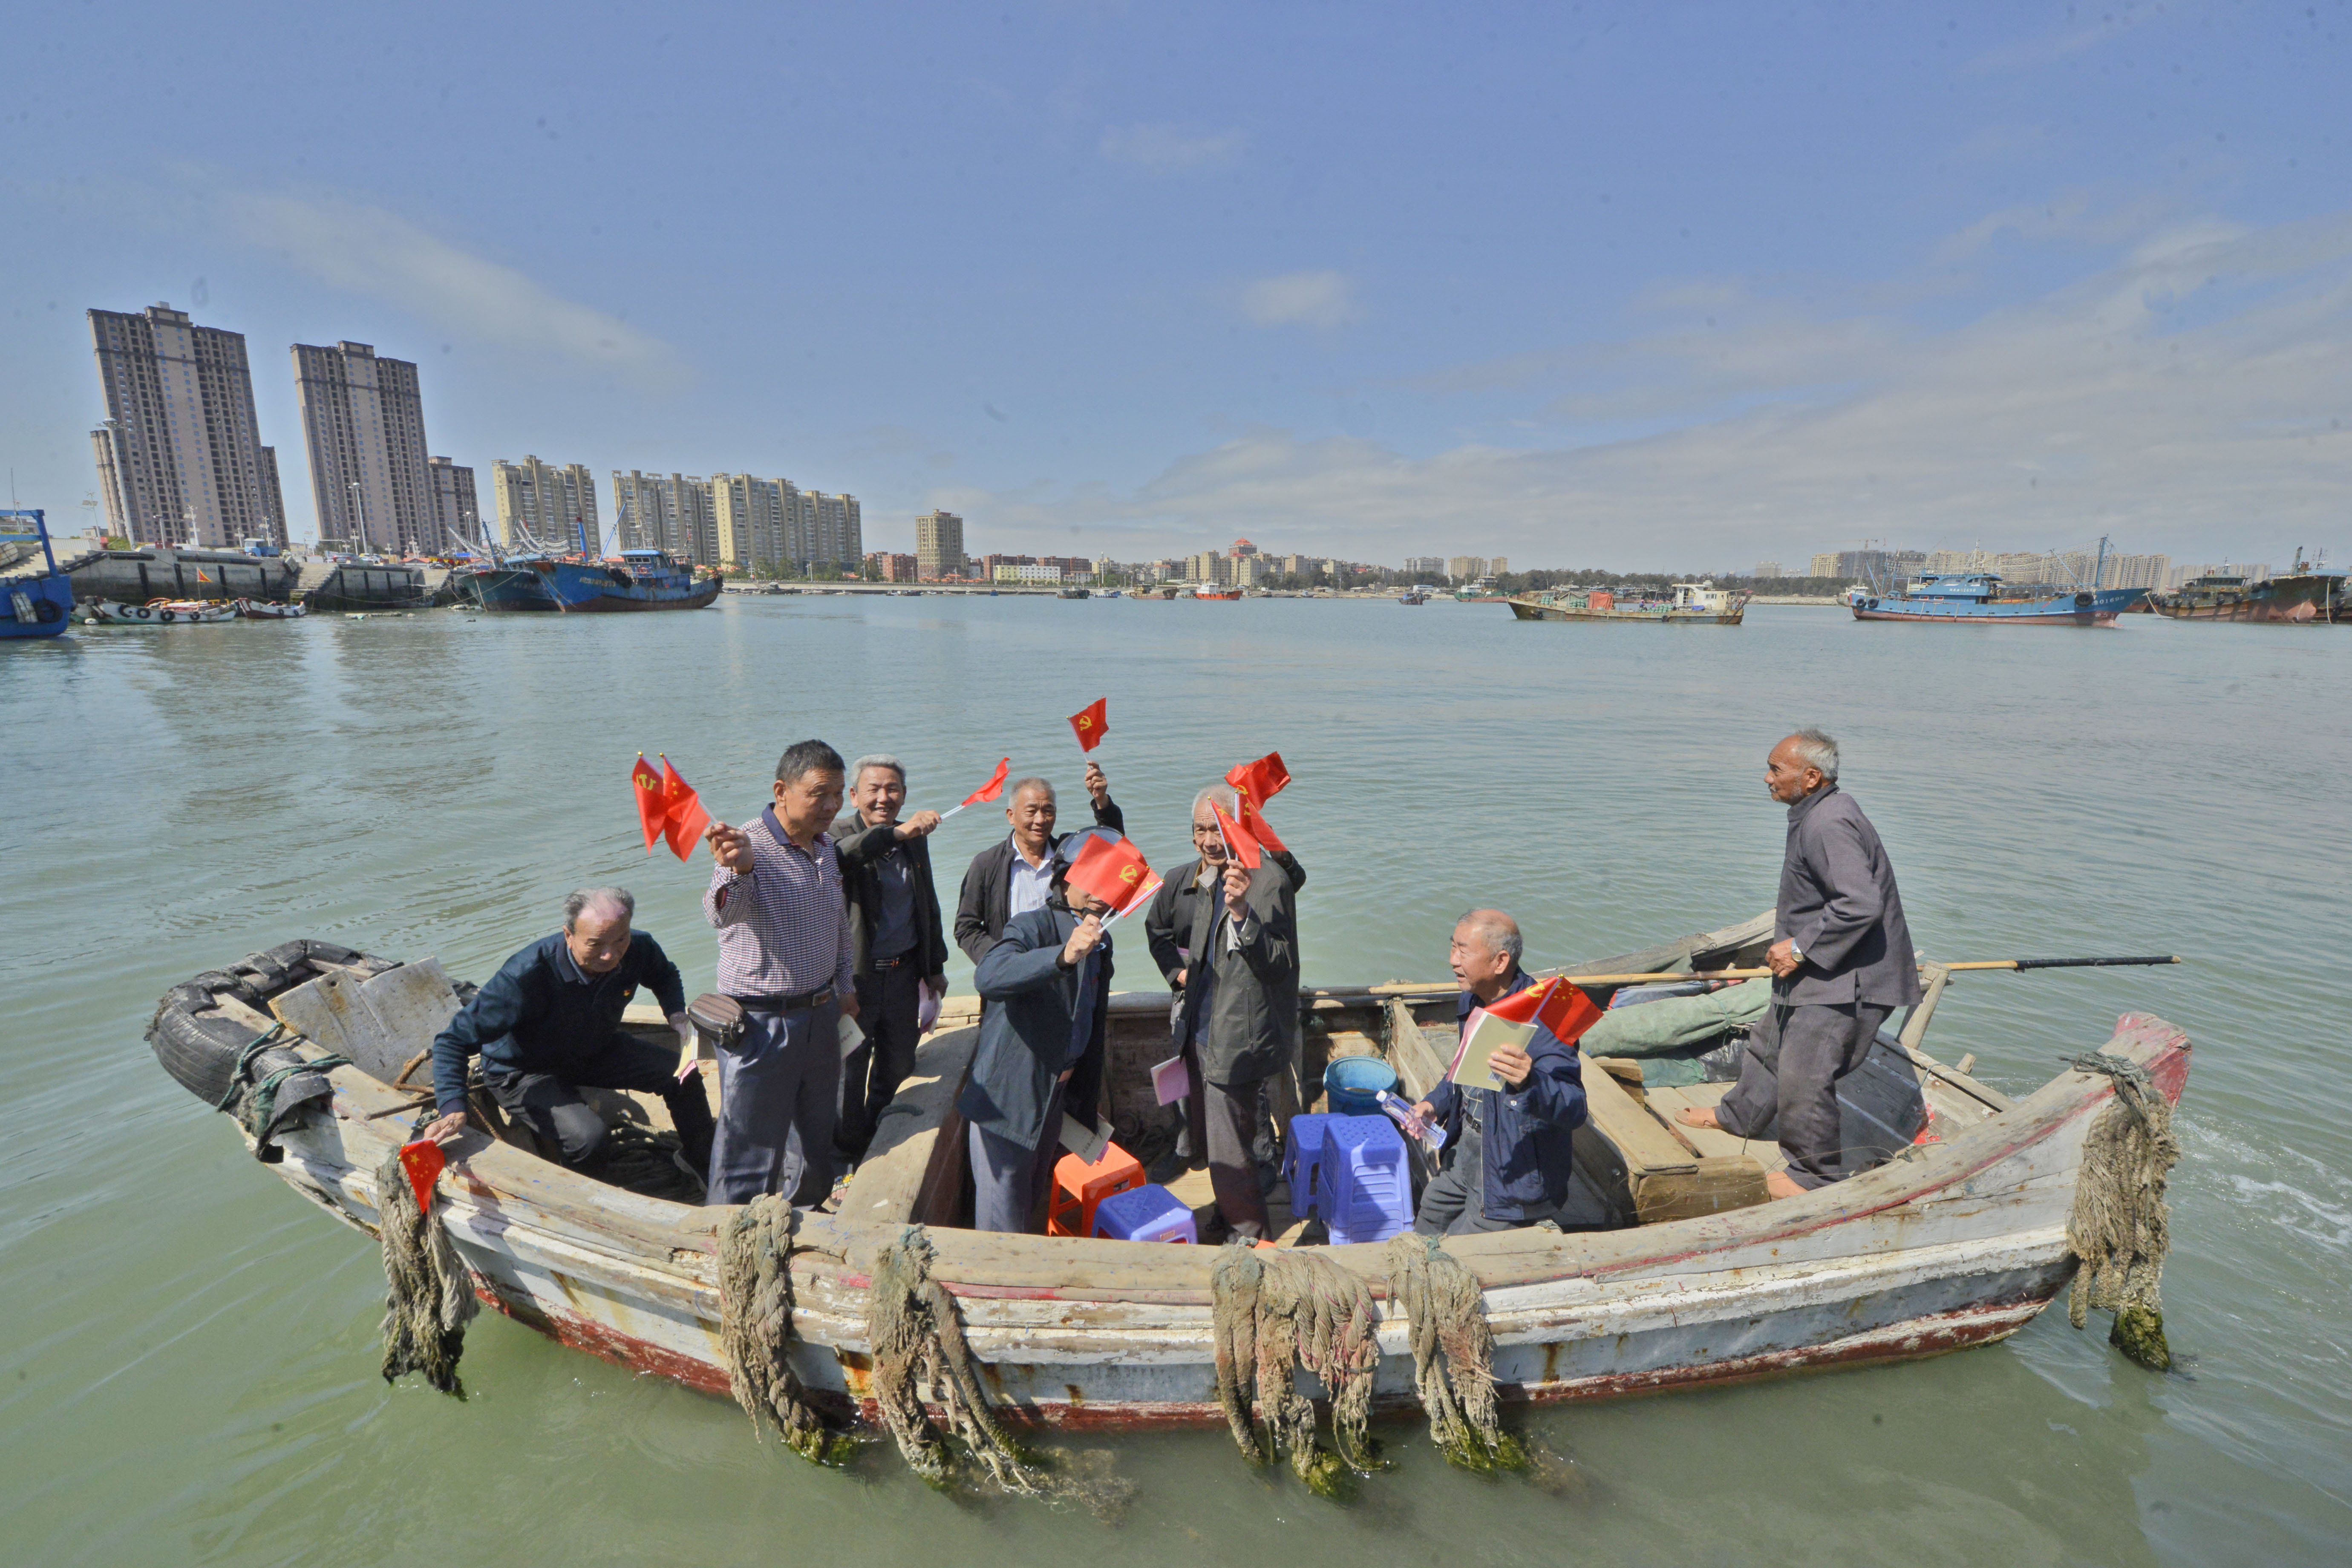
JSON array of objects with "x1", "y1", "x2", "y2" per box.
[{"x1": 702, "y1": 739, "x2": 860, "y2": 1205}]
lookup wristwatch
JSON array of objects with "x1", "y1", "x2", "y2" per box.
[{"x1": 1788, "y1": 943, "x2": 1804, "y2": 964}]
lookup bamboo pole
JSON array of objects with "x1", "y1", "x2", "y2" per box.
[{"x1": 1349, "y1": 954, "x2": 2181, "y2": 998}]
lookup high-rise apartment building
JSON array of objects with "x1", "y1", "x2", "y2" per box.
[
  {"x1": 713, "y1": 474, "x2": 796, "y2": 571},
  {"x1": 1446, "y1": 556, "x2": 1489, "y2": 581},
  {"x1": 612, "y1": 471, "x2": 719, "y2": 564},
  {"x1": 1490, "y1": 556, "x2": 1509, "y2": 576},
  {"x1": 916, "y1": 510, "x2": 966, "y2": 579},
  {"x1": 86, "y1": 302, "x2": 286, "y2": 547},
  {"x1": 492, "y1": 456, "x2": 600, "y2": 552},
  {"x1": 798, "y1": 492, "x2": 861, "y2": 569},
  {"x1": 1403, "y1": 556, "x2": 1444, "y2": 579},
  {"x1": 428, "y1": 457, "x2": 479, "y2": 550},
  {"x1": 293, "y1": 340, "x2": 436, "y2": 554}
]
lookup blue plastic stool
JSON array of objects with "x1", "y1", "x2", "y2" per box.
[
  {"x1": 1092, "y1": 1182, "x2": 1199, "y2": 1243},
  {"x1": 1282, "y1": 1113, "x2": 1336, "y2": 1219},
  {"x1": 1315, "y1": 1115, "x2": 1411, "y2": 1243}
]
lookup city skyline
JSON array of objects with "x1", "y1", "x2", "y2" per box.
[{"x1": 7, "y1": 7, "x2": 2346, "y2": 569}]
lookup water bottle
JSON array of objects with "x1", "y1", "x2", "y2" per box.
[{"x1": 1376, "y1": 1090, "x2": 1446, "y2": 1158}]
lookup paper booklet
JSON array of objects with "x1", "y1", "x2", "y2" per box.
[{"x1": 1450, "y1": 1006, "x2": 1537, "y2": 1089}]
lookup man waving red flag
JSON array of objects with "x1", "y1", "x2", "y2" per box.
[
  {"x1": 1063, "y1": 832, "x2": 1153, "y2": 915},
  {"x1": 1068, "y1": 697, "x2": 1108, "y2": 753},
  {"x1": 940, "y1": 758, "x2": 1011, "y2": 819},
  {"x1": 1225, "y1": 752, "x2": 1290, "y2": 807},
  {"x1": 1210, "y1": 799, "x2": 1262, "y2": 869},
  {"x1": 631, "y1": 755, "x2": 667, "y2": 852}
]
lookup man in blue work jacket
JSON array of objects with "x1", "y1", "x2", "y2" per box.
[
  {"x1": 1409, "y1": 909, "x2": 1588, "y2": 1236},
  {"x1": 423, "y1": 887, "x2": 714, "y2": 1190}
]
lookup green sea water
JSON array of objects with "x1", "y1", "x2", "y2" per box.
[{"x1": 4, "y1": 596, "x2": 2346, "y2": 1565}]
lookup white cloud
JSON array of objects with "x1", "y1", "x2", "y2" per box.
[
  {"x1": 947, "y1": 209, "x2": 2352, "y2": 569},
  {"x1": 1097, "y1": 123, "x2": 1247, "y2": 174},
  {"x1": 1240, "y1": 270, "x2": 1358, "y2": 329},
  {"x1": 222, "y1": 191, "x2": 685, "y2": 388}
]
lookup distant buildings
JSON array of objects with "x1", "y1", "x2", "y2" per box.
[
  {"x1": 1403, "y1": 556, "x2": 1445, "y2": 579},
  {"x1": 291, "y1": 340, "x2": 441, "y2": 555},
  {"x1": 867, "y1": 552, "x2": 919, "y2": 582},
  {"x1": 493, "y1": 456, "x2": 601, "y2": 552},
  {"x1": 87, "y1": 302, "x2": 286, "y2": 548},
  {"x1": 1230, "y1": 538, "x2": 1259, "y2": 558},
  {"x1": 429, "y1": 457, "x2": 479, "y2": 549},
  {"x1": 712, "y1": 474, "x2": 790, "y2": 571},
  {"x1": 1753, "y1": 560, "x2": 1783, "y2": 579},
  {"x1": 1445, "y1": 555, "x2": 1489, "y2": 581},
  {"x1": 916, "y1": 510, "x2": 967, "y2": 580}
]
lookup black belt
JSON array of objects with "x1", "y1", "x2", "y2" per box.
[
  {"x1": 868, "y1": 953, "x2": 913, "y2": 970},
  {"x1": 729, "y1": 985, "x2": 836, "y2": 1013}
]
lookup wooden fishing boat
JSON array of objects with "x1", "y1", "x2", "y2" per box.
[
  {"x1": 148, "y1": 913, "x2": 2187, "y2": 1430},
  {"x1": 87, "y1": 597, "x2": 239, "y2": 624},
  {"x1": 1506, "y1": 582, "x2": 1749, "y2": 624}
]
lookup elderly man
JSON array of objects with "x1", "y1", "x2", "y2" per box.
[
  {"x1": 961, "y1": 830, "x2": 1120, "y2": 1233},
  {"x1": 703, "y1": 740, "x2": 861, "y2": 1206},
  {"x1": 1409, "y1": 910, "x2": 1587, "y2": 1236},
  {"x1": 831, "y1": 753, "x2": 950, "y2": 1168},
  {"x1": 1677, "y1": 729, "x2": 1921, "y2": 1197},
  {"x1": 1142, "y1": 786, "x2": 1300, "y2": 1239},
  {"x1": 953, "y1": 761, "x2": 1124, "y2": 965},
  {"x1": 423, "y1": 888, "x2": 713, "y2": 1189}
]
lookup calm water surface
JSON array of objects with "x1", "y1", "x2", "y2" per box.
[{"x1": 4, "y1": 597, "x2": 2347, "y2": 1565}]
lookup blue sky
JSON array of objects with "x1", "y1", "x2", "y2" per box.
[{"x1": 3, "y1": 2, "x2": 2346, "y2": 570}]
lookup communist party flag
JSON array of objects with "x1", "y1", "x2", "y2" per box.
[
  {"x1": 1225, "y1": 752, "x2": 1291, "y2": 807},
  {"x1": 1065, "y1": 833, "x2": 1154, "y2": 914},
  {"x1": 632, "y1": 755, "x2": 668, "y2": 851},
  {"x1": 961, "y1": 758, "x2": 1011, "y2": 807},
  {"x1": 1486, "y1": 976, "x2": 1605, "y2": 1049},
  {"x1": 1068, "y1": 697, "x2": 1108, "y2": 753},
  {"x1": 658, "y1": 757, "x2": 710, "y2": 860},
  {"x1": 1210, "y1": 800, "x2": 1262, "y2": 870},
  {"x1": 1238, "y1": 796, "x2": 1288, "y2": 856}
]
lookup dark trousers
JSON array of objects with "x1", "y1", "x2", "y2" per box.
[
  {"x1": 708, "y1": 1001, "x2": 839, "y2": 1207},
  {"x1": 486, "y1": 1030, "x2": 715, "y2": 1177},
  {"x1": 1412, "y1": 1111, "x2": 1555, "y2": 1236},
  {"x1": 836, "y1": 963, "x2": 923, "y2": 1166},
  {"x1": 1714, "y1": 1000, "x2": 1894, "y2": 1189},
  {"x1": 1184, "y1": 1045, "x2": 1271, "y2": 1240},
  {"x1": 968, "y1": 1079, "x2": 1066, "y2": 1234}
]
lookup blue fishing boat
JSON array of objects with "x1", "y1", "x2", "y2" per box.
[
  {"x1": 1848, "y1": 536, "x2": 2147, "y2": 625},
  {"x1": 1, "y1": 510, "x2": 76, "y2": 640},
  {"x1": 544, "y1": 550, "x2": 720, "y2": 612}
]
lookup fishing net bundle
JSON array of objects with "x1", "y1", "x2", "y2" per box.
[
  {"x1": 2064, "y1": 1053, "x2": 2181, "y2": 1371},
  {"x1": 1383, "y1": 1233, "x2": 1523, "y2": 1473},
  {"x1": 718, "y1": 1195, "x2": 847, "y2": 1463},
  {"x1": 374, "y1": 1143, "x2": 477, "y2": 1395},
  {"x1": 1210, "y1": 1242, "x2": 1381, "y2": 1496}
]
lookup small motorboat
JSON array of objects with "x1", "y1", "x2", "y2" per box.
[
  {"x1": 87, "y1": 597, "x2": 238, "y2": 625},
  {"x1": 234, "y1": 598, "x2": 308, "y2": 620}
]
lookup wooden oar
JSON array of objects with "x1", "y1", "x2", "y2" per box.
[{"x1": 1360, "y1": 954, "x2": 2182, "y2": 997}]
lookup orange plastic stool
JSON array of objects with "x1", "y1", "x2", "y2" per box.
[{"x1": 1046, "y1": 1140, "x2": 1143, "y2": 1237}]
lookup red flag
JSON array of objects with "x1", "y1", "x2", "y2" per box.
[
  {"x1": 659, "y1": 756, "x2": 709, "y2": 860},
  {"x1": 1238, "y1": 796, "x2": 1288, "y2": 855},
  {"x1": 960, "y1": 758, "x2": 1011, "y2": 807},
  {"x1": 1064, "y1": 833, "x2": 1153, "y2": 914},
  {"x1": 1487, "y1": 977, "x2": 1604, "y2": 1048},
  {"x1": 1068, "y1": 697, "x2": 1108, "y2": 753},
  {"x1": 1211, "y1": 800, "x2": 1262, "y2": 869},
  {"x1": 398, "y1": 1138, "x2": 446, "y2": 1214},
  {"x1": 631, "y1": 755, "x2": 667, "y2": 852},
  {"x1": 1225, "y1": 752, "x2": 1291, "y2": 806}
]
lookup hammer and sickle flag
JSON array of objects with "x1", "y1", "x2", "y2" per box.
[
  {"x1": 631, "y1": 755, "x2": 668, "y2": 852},
  {"x1": 1225, "y1": 752, "x2": 1291, "y2": 807},
  {"x1": 1069, "y1": 696, "x2": 1108, "y2": 753},
  {"x1": 1064, "y1": 833, "x2": 1154, "y2": 915}
]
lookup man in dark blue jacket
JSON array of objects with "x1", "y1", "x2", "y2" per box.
[
  {"x1": 424, "y1": 888, "x2": 714, "y2": 1188},
  {"x1": 1409, "y1": 909, "x2": 1588, "y2": 1236},
  {"x1": 960, "y1": 832, "x2": 1118, "y2": 1234}
]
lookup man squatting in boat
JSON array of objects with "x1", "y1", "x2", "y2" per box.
[
  {"x1": 421, "y1": 888, "x2": 715, "y2": 1192},
  {"x1": 1408, "y1": 910, "x2": 1590, "y2": 1236},
  {"x1": 1141, "y1": 784, "x2": 1304, "y2": 1241},
  {"x1": 1677, "y1": 729, "x2": 1921, "y2": 1199},
  {"x1": 830, "y1": 754, "x2": 951, "y2": 1173},
  {"x1": 700, "y1": 740, "x2": 862, "y2": 1206}
]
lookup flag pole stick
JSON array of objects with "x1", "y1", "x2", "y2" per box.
[{"x1": 1362, "y1": 954, "x2": 2185, "y2": 997}]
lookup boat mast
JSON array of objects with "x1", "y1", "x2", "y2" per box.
[{"x1": 2094, "y1": 534, "x2": 2110, "y2": 593}]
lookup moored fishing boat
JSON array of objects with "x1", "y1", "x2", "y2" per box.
[
  {"x1": 149, "y1": 911, "x2": 2187, "y2": 1437},
  {"x1": 2144, "y1": 551, "x2": 2345, "y2": 623},
  {"x1": 1507, "y1": 581, "x2": 1749, "y2": 623},
  {"x1": 1846, "y1": 536, "x2": 2147, "y2": 625},
  {"x1": 86, "y1": 597, "x2": 239, "y2": 624},
  {"x1": 233, "y1": 597, "x2": 308, "y2": 620},
  {"x1": 1, "y1": 509, "x2": 75, "y2": 640}
]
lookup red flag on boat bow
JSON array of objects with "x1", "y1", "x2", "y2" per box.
[{"x1": 1068, "y1": 697, "x2": 1108, "y2": 753}]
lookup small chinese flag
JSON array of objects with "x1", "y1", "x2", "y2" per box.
[
  {"x1": 1211, "y1": 800, "x2": 1262, "y2": 869},
  {"x1": 398, "y1": 1138, "x2": 446, "y2": 1214},
  {"x1": 1065, "y1": 833, "x2": 1154, "y2": 914},
  {"x1": 1238, "y1": 796, "x2": 1288, "y2": 855},
  {"x1": 631, "y1": 755, "x2": 667, "y2": 852},
  {"x1": 1069, "y1": 697, "x2": 1108, "y2": 752},
  {"x1": 658, "y1": 757, "x2": 709, "y2": 860},
  {"x1": 961, "y1": 758, "x2": 1012, "y2": 807},
  {"x1": 1486, "y1": 977, "x2": 1604, "y2": 1049},
  {"x1": 1225, "y1": 752, "x2": 1291, "y2": 806}
]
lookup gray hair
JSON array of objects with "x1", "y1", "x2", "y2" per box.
[
  {"x1": 1191, "y1": 784, "x2": 1239, "y2": 815},
  {"x1": 850, "y1": 753, "x2": 905, "y2": 785},
  {"x1": 562, "y1": 886, "x2": 635, "y2": 928},
  {"x1": 1787, "y1": 728, "x2": 1840, "y2": 780},
  {"x1": 1455, "y1": 908, "x2": 1524, "y2": 964},
  {"x1": 1006, "y1": 775, "x2": 1055, "y2": 804}
]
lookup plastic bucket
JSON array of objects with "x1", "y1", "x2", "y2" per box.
[{"x1": 1323, "y1": 1056, "x2": 1398, "y2": 1116}]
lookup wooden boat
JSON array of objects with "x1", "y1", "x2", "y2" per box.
[
  {"x1": 148, "y1": 914, "x2": 2187, "y2": 1430},
  {"x1": 87, "y1": 597, "x2": 239, "y2": 624},
  {"x1": 233, "y1": 597, "x2": 308, "y2": 620},
  {"x1": 1507, "y1": 582, "x2": 1749, "y2": 624}
]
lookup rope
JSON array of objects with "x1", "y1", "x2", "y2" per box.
[
  {"x1": 2063, "y1": 1052, "x2": 2179, "y2": 1371},
  {"x1": 717, "y1": 1195, "x2": 843, "y2": 1463},
  {"x1": 1384, "y1": 1234, "x2": 1523, "y2": 1473},
  {"x1": 1209, "y1": 1241, "x2": 1383, "y2": 1497},
  {"x1": 373, "y1": 1139, "x2": 477, "y2": 1395}
]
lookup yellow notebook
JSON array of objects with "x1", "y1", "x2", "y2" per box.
[{"x1": 1450, "y1": 1007, "x2": 1537, "y2": 1089}]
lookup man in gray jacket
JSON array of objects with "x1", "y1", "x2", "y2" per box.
[
  {"x1": 1681, "y1": 729, "x2": 1921, "y2": 1196},
  {"x1": 1143, "y1": 785, "x2": 1301, "y2": 1239}
]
